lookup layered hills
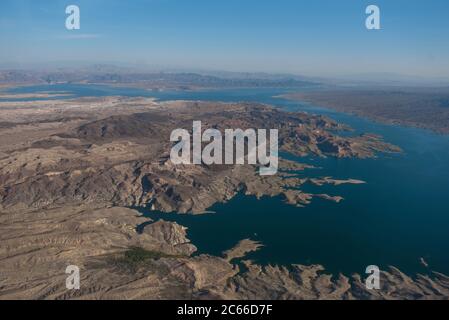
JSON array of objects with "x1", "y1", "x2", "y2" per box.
[{"x1": 2, "y1": 94, "x2": 447, "y2": 300}]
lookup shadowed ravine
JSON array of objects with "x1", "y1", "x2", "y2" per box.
[{"x1": 1, "y1": 85, "x2": 449, "y2": 299}]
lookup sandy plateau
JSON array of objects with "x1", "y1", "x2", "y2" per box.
[{"x1": 1, "y1": 94, "x2": 448, "y2": 300}]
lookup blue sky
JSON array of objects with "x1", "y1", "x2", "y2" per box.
[{"x1": 1, "y1": 0, "x2": 449, "y2": 77}]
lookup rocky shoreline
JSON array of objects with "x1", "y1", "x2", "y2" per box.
[
  {"x1": 280, "y1": 89, "x2": 449, "y2": 134},
  {"x1": 2, "y1": 94, "x2": 446, "y2": 300}
]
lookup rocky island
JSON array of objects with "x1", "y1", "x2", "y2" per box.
[{"x1": 1, "y1": 92, "x2": 448, "y2": 300}]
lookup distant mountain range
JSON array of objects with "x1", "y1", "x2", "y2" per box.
[
  {"x1": 0, "y1": 65, "x2": 319, "y2": 89},
  {"x1": 2, "y1": 64, "x2": 448, "y2": 89}
]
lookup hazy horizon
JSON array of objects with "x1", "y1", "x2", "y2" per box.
[
  {"x1": 1, "y1": 0, "x2": 449, "y2": 79},
  {"x1": 2, "y1": 61, "x2": 449, "y2": 86}
]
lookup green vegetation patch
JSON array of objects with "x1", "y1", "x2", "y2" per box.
[{"x1": 111, "y1": 247, "x2": 186, "y2": 273}]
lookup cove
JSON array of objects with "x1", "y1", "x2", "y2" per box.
[{"x1": 7, "y1": 83, "x2": 449, "y2": 276}]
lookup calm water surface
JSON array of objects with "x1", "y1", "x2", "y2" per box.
[{"x1": 7, "y1": 84, "x2": 449, "y2": 275}]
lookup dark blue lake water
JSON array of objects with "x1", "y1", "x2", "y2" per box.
[{"x1": 6, "y1": 83, "x2": 449, "y2": 275}]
